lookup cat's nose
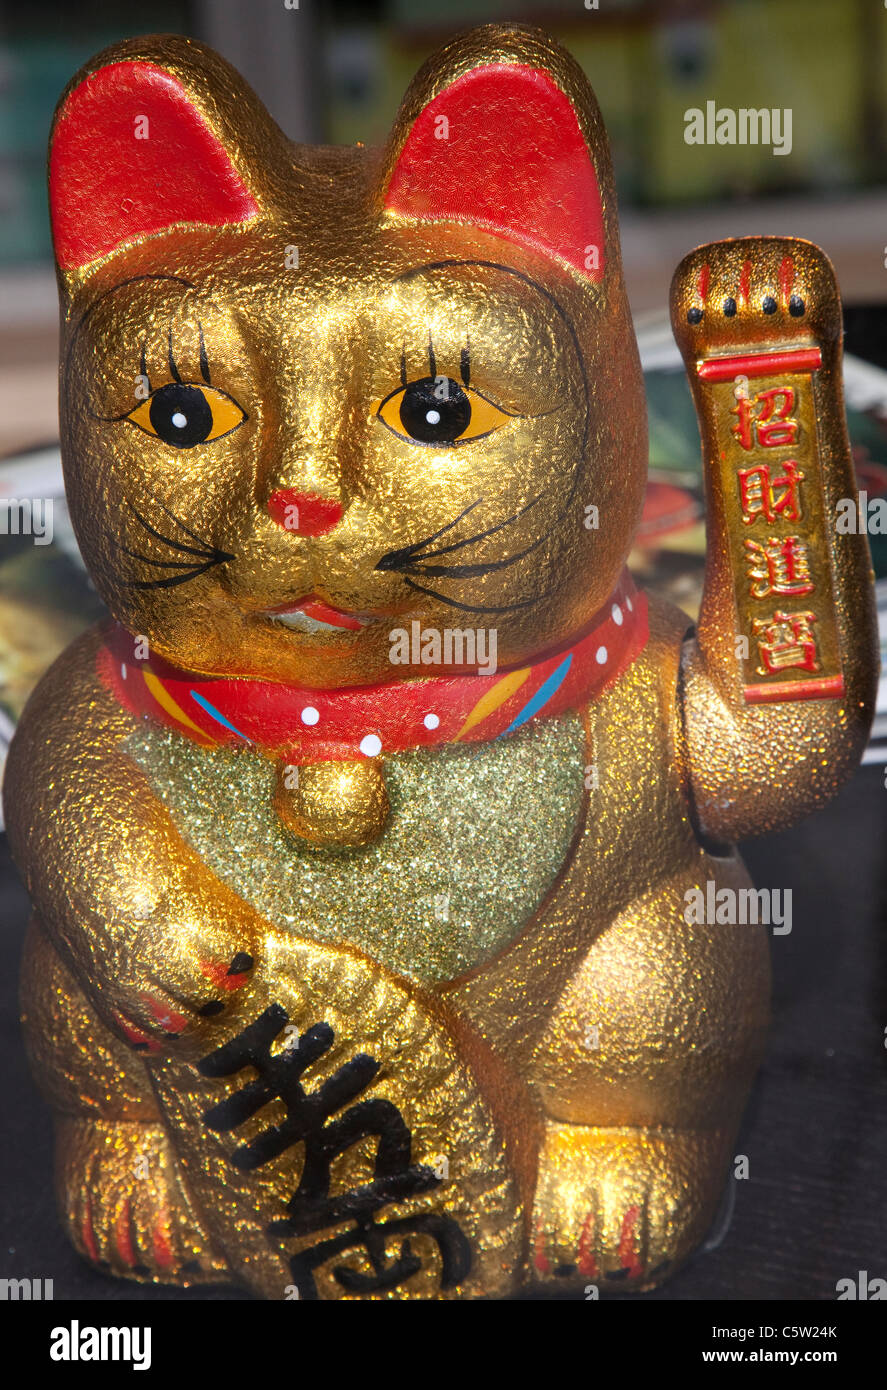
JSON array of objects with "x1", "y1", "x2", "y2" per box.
[{"x1": 267, "y1": 489, "x2": 343, "y2": 537}]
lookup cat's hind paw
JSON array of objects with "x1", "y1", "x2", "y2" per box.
[
  {"x1": 530, "y1": 1122, "x2": 732, "y2": 1293},
  {"x1": 56, "y1": 1116, "x2": 229, "y2": 1285}
]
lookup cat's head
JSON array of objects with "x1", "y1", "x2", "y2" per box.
[{"x1": 50, "y1": 24, "x2": 646, "y2": 688}]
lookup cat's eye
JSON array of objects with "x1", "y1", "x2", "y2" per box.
[
  {"x1": 126, "y1": 382, "x2": 246, "y2": 448},
  {"x1": 375, "y1": 376, "x2": 514, "y2": 446}
]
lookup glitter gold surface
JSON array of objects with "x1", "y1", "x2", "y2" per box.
[
  {"x1": 273, "y1": 758, "x2": 391, "y2": 848},
  {"x1": 123, "y1": 713, "x2": 586, "y2": 984},
  {"x1": 6, "y1": 25, "x2": 877, "y2": 1299}
]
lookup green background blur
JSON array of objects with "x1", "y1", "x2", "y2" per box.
[{"x1": 2, "y1": 0, "x2": 886, "y2": 265}]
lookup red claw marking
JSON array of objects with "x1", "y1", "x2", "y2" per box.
[
  {"x1": 152, "y1": 1209, "x2": 174, "y2": 1272},
  {"x1": 577, "y1": 1209, "x2": 599, "y2": 1279},
  {"x1": 779, "y1": 255, "x2": 794, "y2": 305},
  {"x1": 82, "y1": 1195, "x2": 99, "y2": 1263},
  {"x1": 739, "y1": 258, "x2": 752, "y2": 307},
  {"x1": 697, "y1": 263, "x2": 710, "y2": 303},
  {"x1": 139, "y1": 993, "x2": 188, "y2": 1035},
  {"x1": 200, "y1": 954, "x2": 253, "y2": 993},
  {"x1": 618, "y1": 1205, "x2": 643, "y2": 1279},
  {"x1": 533, "y1": 1219, "x2": 551, "y2": 1275},
  {"x1": 113, "y1": 1010, "x2": 161, "y2": 1055},
  {"x1": 115, "y1": 1197, "x2": 137, "y2": 1268}
]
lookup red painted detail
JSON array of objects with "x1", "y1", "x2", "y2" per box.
[
  {"x1": 152, "y1": 1211, "x2": 175, "y2": 1271},
  {"x1": 384, "y1": 64, "x2": 605, "y2": 282},
  {"x1": 97, "y1": 572, "x2": 649, "y2": 761},
  {"x1": 200, "y1": 960, "x2": 249, "y2": 993},
  {"x1": 744, "y1": 674, "x2": 845, "y2": 704},
  {"x1": 292, "y1": 597, "x2": 366, "y2": 631},
  {"x1": 618, "y1": 1205, "x2": 643, "y2": 1279},
  {"x1": 50, "y1": 61, "x2": 258, "y2": 269},
  {"x1": 113, "y1": 1009, "x2": 161, "y2": 1054},
  {"x1": 140, "y1": 992, "x2": 187, "y2": 1035},
  {"x1": 115, "y1": 1197, "x2": 137, "y2": 1268},
  {"x1": 533, "y1": 1219, "x2": 551, "y2": 1275},
  {"x1": 697, "y1": 347, "x2": 822, "y2": 382},
  {"x1": 82, "y1": 1196, "x2": 100, "y2": 1263},
  {"x1": 268, "y1": 490, "x2": 343, "y2": 537},
  {"x1": 697, "y1": 263, "x2": 710, "y2": 302},
  {"x1": 779, "y1": 255, "x2": 795, "y2": 304},
  {"x1": 577, "y1": 1209, "x2": 598, "y2": 1279},
  {"x1": 739, "y1": 259, "x2": 752, "y2": 306}
]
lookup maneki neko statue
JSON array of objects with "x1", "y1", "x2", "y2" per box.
[{"x1": 7, "y1": 24, "x2": 876, "y2": 1299}]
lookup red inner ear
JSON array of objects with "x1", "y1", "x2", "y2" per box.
[
  {"x1": 50, "y1": 60, "x2": 259, "y2": 270},
  {"x1": 384, "y1": 64, "x2": 604, "y2": 282}
]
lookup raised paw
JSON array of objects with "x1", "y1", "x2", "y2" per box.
[
  {"x1": 57, "y1": 1116, "x2": 229, "y2": 1285},
  {"x1": 530, "y1": 1123, "x2": 732, "y2": 1292},
  {"x1": 670, "y1": 235, "x2": 840, "y2": 360}
]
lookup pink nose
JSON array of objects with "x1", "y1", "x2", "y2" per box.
[{"x1": 268, "y1": 490, "x2": 343, "y2": 537}]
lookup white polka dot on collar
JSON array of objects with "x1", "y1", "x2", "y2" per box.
[
  {"x1": 423, "y1": 713, "x2": 440, "y2": 730},
  {"x1": 595, "y1": 646, "x2": 608, "y2": 665},
  {"x1": 611, "y1": 603, "x2": 623, "y2": 626},
  {"x1": 301, "y1": 706, "x2": 319, "y2": 725},
  {"x1": 360, "y1": 733, "x2": 382, "y2": 757}
]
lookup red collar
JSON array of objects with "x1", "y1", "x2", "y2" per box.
[{"x1": 96, "y1": 571, "x2": 647, "y2": 762}]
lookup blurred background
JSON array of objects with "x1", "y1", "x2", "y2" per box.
[
  {"x1": 3, "y1": 0, "x2": 887, "y2": 455},
  {"x1": 0, "y1": 0, "x2": 885, "y2": 1302}
]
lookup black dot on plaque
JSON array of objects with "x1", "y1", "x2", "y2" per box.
[
  {"x1": 789, "y1": 295, "x2": 806, "y2": 316},
  {"x1": 722, "y1": 297, "x2": 737, "y2": 317},
  {"x1": 228, "y1": 952, "x2": 254, "y2": 975},
  {"x1": 199, "y1": 1000, "x2": 225, "y2": 1018},
  {"x1": 554, "y1": 1263, "x2": 577, "y2": 1278},
  {"x1": 762, "y1": 296, "x2": 778, "y2": 314},
  {"x1": 687, "y1": 307, "x2": 704, "y2": 324}
]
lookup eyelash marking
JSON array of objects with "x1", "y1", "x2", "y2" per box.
[
  {"x1": 167, "y1": 326, "x2": 182, "y2": 384},
  {"x1": 139, "y1": 339, "x2": 150, "y2": 391},
  {"x1": 198, "y1": 322, "x2": 211, "y2": 385}
]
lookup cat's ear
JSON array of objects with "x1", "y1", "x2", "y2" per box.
[
  {"x1": 49, "y1": 36, "x2": 285, "y2": 275},
  {"x1": 380, "y1": 26, "x2": 619, "y2": 285}
]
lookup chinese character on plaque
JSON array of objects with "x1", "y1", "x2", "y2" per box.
[
  {"x1": 744, "y1": 535, "x2": 814, "y2": 599},
  {"x1": 731, "y1": 386, "x2": 799, "y2": 450},
  {"x1": 752, "y1": 610, "x2": 820, "y2": 675},
  {"x1": 738, "y1": 459, "x2": 804, "y2": 525}
]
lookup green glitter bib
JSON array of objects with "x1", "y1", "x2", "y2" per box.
[{"x1": 125, "y1": 712, "x2": 587, "y2": 984}]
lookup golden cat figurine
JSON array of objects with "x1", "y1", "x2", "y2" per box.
[{"x1": 7, "y1": 24, "x2": 877, "y2": 1299}]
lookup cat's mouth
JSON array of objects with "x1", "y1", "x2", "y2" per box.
[{"x1": 263, "y1": 596, "x2": 379, "y2": 635}]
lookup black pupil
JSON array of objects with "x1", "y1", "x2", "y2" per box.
[
  {"x1": 399, "y1": 377, "x2": 471, "y2": 443},
  {"x1": 149, "y1": 383, "x2": 214, "y2": 448}
]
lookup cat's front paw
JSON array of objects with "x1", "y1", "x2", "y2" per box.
[
  {"x1": 109, "y1": 948, "x2": 257, "y2": 1056},
  {"x1": 530, "y1": 1122, "x2": 731, "y2": 1292}
]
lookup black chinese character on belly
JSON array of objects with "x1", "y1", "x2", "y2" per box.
[{"x1": 198, "y1": 1003, "x2": 471, "y2": 1298}]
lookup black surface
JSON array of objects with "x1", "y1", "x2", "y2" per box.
[{"x1": 1, "y1": 761, "x2": 885, "y2": 1303}]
